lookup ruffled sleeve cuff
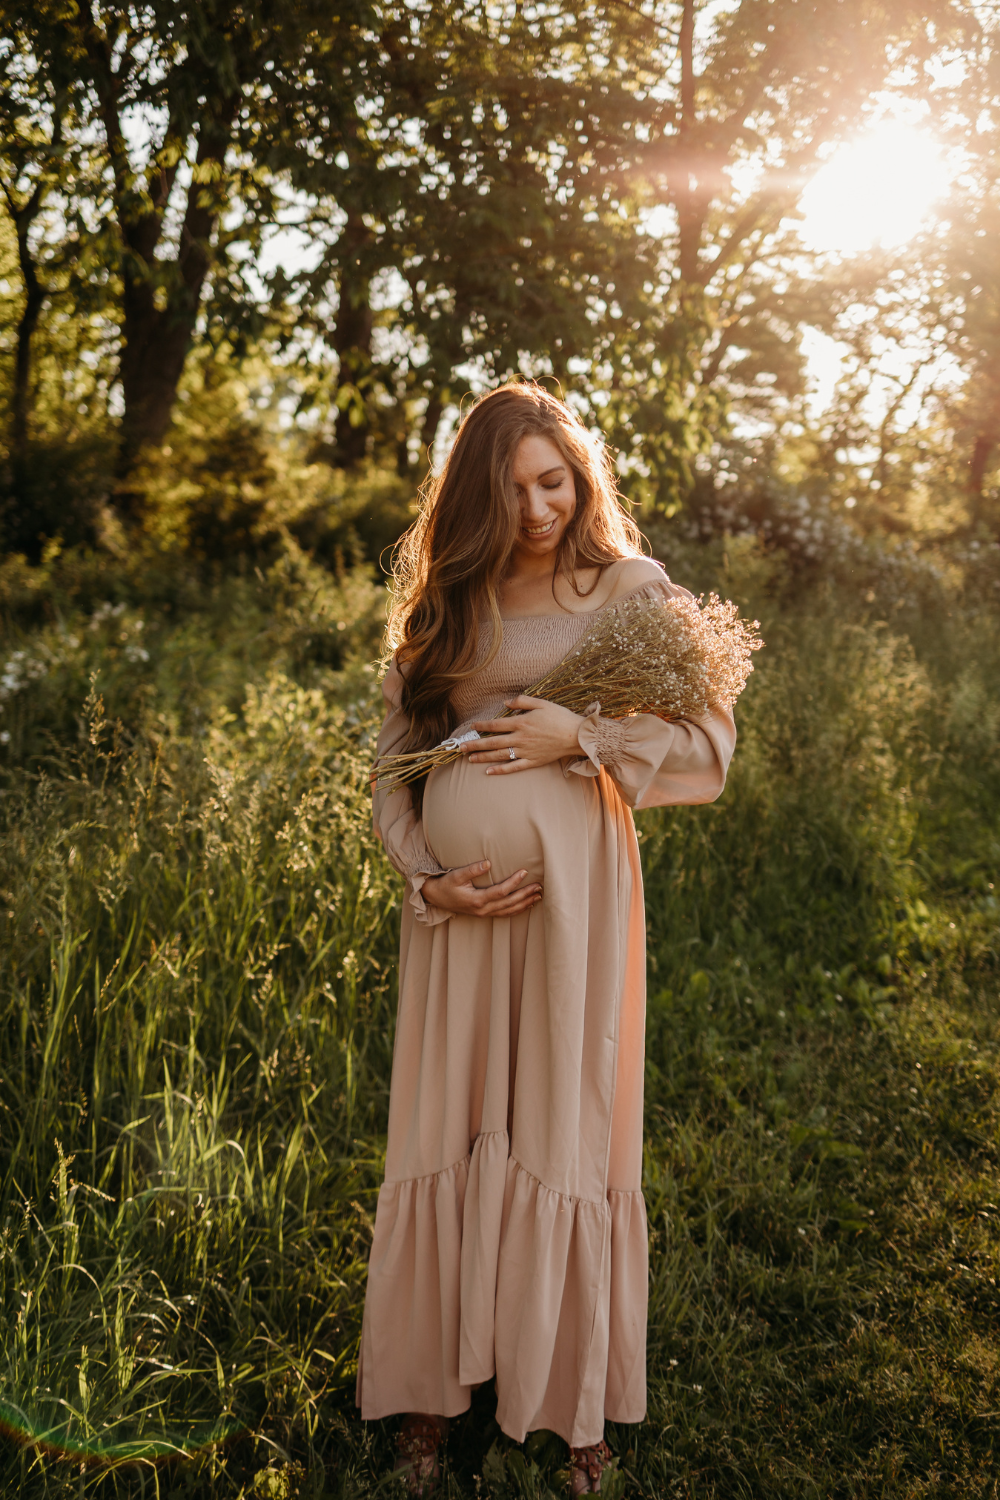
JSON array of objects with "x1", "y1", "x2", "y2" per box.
[
  {"x1": 565, "y1": 701, "x2": 630, "y2": 778},
  {"x1": 403, "y1": 857, "x2": 453, "y2": 927}
]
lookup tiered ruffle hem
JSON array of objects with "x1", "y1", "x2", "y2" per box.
[{"x1": 359, "y1": 1133, "x2": 648, "y2": 1444}]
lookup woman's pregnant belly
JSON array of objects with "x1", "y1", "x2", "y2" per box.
[{"x1": 422, "y1": 755, "x2": 590, "y2": 887}]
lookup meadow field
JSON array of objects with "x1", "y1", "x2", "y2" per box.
[
  {"x1": 2, "y1": 515, "x2": 998, "y2": 1499},
  {"x1": 5, "y1": 0, "x2": 1000, "y2": 1493}
]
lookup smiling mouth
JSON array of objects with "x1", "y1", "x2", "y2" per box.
[{"x1": 522, "y1": 519, "x2": 557, "y2": 537}]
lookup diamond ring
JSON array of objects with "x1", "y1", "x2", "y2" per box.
[{"x1": 508, "y1": 747, "x2": 517, "y2": 761}]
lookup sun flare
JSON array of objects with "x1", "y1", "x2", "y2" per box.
[{"x1": 796, "y1": 121, "x2": 950, "y2": 255}]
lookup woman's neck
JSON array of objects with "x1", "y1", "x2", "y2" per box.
[{"x1": 499, "y1": 555, "x2": 603, "y2": 617}]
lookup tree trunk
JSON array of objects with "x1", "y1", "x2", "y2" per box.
[
  {"x1": 419, "y1": 394, "x2": 443, "y2": 468},
  {"x1": 114, "y1": 115, "x2": 233, "y2": 490},
  {"x1": 676, "y1": 0, "x2": 700, "y2": 285},
  {"x1": 10, "y1": 221, "x2": 45, "y2": 473},
  {"x1": 0, "y1": 167, "x2": 48, "y2": 485},
  {"x1": 968, "y1": 431, "x2": 995, "y2": 515},
  {"x1": 0, "y1": 187, "x2": 59, "y2": 558},
  {"x1": 332, "y1": 210, "x2": 375, "y2": 468},
  {"x1": 116, "y1": 280, "x2": 203, "y2": 478}
]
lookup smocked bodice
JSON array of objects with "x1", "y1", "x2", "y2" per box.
[{"x1": 448, "y1": 580, "x2": 669, "y2": 732}]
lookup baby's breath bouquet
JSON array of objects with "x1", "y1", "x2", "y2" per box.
[{"x1": 372, "y1": 592, "x2": 762, "y2": 792}]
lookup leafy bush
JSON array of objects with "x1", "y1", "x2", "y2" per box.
[{"x1": 0, "y1": 540, "x2": 387, "y2": 769}]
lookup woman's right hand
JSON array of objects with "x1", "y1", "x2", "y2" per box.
[{"x1": 421, "y1": 861, "x2": 541, "y2": 917}]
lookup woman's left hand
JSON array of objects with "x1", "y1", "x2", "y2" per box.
[{"x1": 465, "y1": 695, "x2": 583, "y2": 774}]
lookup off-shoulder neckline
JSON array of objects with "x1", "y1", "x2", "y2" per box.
[{"x1": 498, "y1": 575, "x2": 669, "y2": 623}]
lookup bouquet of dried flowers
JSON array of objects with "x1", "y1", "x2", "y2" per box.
[{"x1": 372, "y1": 591, "x2": 762, "y2": 791}]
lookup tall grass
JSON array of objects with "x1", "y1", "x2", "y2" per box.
[{"x1": 0, "y1": 534, "x2": 998, "y2": 1496}]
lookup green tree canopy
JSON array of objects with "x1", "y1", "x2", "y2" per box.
[{"x1": 0, "y1": 0, "x2": 988, "y2": 535}]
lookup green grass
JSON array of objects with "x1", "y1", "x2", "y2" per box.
[{"x1": 0, "y1": 533, "x2": 998, "y2": 1497}]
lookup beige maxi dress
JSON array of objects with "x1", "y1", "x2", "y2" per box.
[{"x1": 357, "y1": 568, "x2": 736, "y2": 1448}]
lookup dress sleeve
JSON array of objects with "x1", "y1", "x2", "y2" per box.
[
  {"x1": 372, "y1": 657, "x2": 453, "y2": 926},
  {"x1": 564, "y1": 576, "x2": 737, "y2": 810}
]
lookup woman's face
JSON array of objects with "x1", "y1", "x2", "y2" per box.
[{"x1": 510, "y1": 433, "x2": 577, "y2": 560}]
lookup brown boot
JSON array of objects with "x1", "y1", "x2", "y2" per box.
[
  {"x1": 568, "y1": 1438, "x2": 613, "y2": 1495},
  {"x1": 394, "y1": 1413, "x2": 449, "y2": 1496}
]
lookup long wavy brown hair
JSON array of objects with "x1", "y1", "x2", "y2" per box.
[{"x1": 386, "y1": 382, "x2": 644, "y2": 790}]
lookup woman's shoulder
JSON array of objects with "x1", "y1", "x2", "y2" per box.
[{"x1": 599, "y1": 555, "x2": 669, "y2": 605}]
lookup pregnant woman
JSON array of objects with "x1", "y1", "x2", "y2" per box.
[{"x1": 357, "y1": 382, "x2": 736, "y2": 1494}]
